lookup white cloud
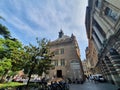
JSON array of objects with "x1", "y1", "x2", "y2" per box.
[{"x1": 0, "y1": 0, "x2": 88, "y2": 59}]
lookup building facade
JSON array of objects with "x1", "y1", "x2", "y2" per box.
[
  {"x1": 85, "y1": 46, "x2": 98, "y2": 76},
  {"x1": 49, "y1": 30, "x2": 84, "y2": 80},
  {"x1": 85, "y1": 0, "x2": 120, "y2": 86},
  {"x1": 82, "y1": 59, "x2": 91, "y2": 77}
]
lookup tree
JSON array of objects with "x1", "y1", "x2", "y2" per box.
[
  {"x1": 0, "y1": 38, "x2": 26, "y2": 82},
  {"x1": 0, "y1": 16, "x2": 11, "y2": 39},
  {"x1": 0, "y1": 58, "x2": 12, "y2": 82},
  {"x1": 0, "y1": 24, "x2": 11, "y2": 39},
  {"x1": 0, "y1": 18, "x2": 26, "y2": 83},
  {"x1": 0, "y1": 16, "x2": 5, "y2": 21},
  {"x1": 23, "y1": 38, "x2": 54, "y2": 87}
]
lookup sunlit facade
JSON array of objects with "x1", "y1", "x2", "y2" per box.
[{"x1": 48, "y1": 30, "x2": 84, "y2": 80}]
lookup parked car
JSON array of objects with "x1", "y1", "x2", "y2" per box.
[
  {"x1": 89, "y1": 75, "x2": 95, "y2": 80},
  {"x1": 94, "y1": 74, "x2": 105, "y2": 82}
]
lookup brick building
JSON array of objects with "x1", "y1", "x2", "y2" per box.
[{"x1": 48, "y1": 30, "x2": 84, "y2": 80}]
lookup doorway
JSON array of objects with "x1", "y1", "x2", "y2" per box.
[{"x1": 57, "y1": 70, "x2": 62, "y2": 77}]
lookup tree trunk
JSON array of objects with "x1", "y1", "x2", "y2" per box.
[
  {"x1": 0, "y1": 70, "x2": 8, "y2": 83},
  {"x1": 26, "y1": 64, "x2": 35, "y2": 88}
]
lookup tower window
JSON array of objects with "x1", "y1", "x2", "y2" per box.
[{"x1": 60, "y1": 48, "x2": 64, "y2": 54}]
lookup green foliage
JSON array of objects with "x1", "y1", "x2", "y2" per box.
[
  {"x1": 0, "y1": 20, "x2": 27, "y2": 83},
  {"x1": 0, "y1": 38, "x2": 27, "y2": 82},
  {"x1": 0, "y1": 16, "x2": 5, "y2": 21},
  {"x1": 23, "y1": 38, "x2": 54, "y2": 86},
  {"x1": 0, "y1": 38, "x2": 22, "y2": 58},
  {"x1": 0, "y1": 24, "x2": 11, "y2": 39},
  {"x1": 24, "y1": 38, "x2": 54, "y2": 75},
  {"x1": 0, "y1": 82, "x2": 24, "y2": 89},
  {"x1": 7, "y1": 71, "x2": 18, "y2": 77},
  {"x1": 0, "y1": 19, "x2": 54, "y2": 85},
  {"x1": 0, "y1": 58, "x2": 12, "y2": 76},
  {"x1": 0, "y1": 38, "x2": 25, "y2": 71}
]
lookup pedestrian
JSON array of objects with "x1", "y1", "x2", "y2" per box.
[
  {"x1": 94, "y1": 76, "x2": 98, "y2": 84},
  {"x1": 86, "y1": 76, "x2": 89, "y2": 82}
]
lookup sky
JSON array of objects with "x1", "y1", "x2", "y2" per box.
[{"x1": 0, "y1": 0, "x2": 88, "y2": 60}]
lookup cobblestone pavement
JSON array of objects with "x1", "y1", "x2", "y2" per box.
[{"x1": 69, "y1": 81, "x2": 120, "y2": 90}]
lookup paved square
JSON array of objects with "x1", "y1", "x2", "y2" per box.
[{"x1": 69, "y1": 81, "x2": 119, "y2": 90}]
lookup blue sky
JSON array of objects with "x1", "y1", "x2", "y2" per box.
[{"x1": 0, "y1": 0, "x2": 88, "y2": 60}]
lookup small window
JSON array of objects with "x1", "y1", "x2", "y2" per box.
[
  {"x1": 60, "y1": 48, "x2": 64, "y2": 54},
  {"x1": 54, "y1": 49, "x2": 59, "y2": 55},
  {"x1": 105, "y1": 7, "x2": 120, "y2": 21},
  {"x1": 95, "y1": 0, "x2": 102, "y2": 9},
  {"x1": 51, "y1": 61, "x2": 55, "y2": 65},
  {"x1": 55, "y1": 60, "x2": 58, "y2": 66},
  {"x1": 61, "y1": 59, "x2": 65, "y2": 66}
]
